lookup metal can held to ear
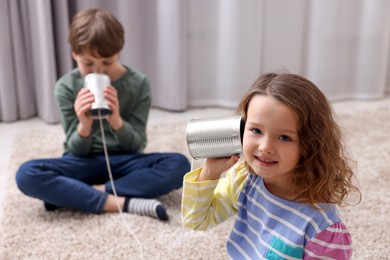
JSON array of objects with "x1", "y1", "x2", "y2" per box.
[
  {"x1": 84, "y1": 73, "x2": 112, "y2": 119},
  {"x1": 186, "y1": 115, "x2": 243, "y2": 159}
]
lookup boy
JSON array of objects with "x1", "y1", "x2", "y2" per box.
[{"x1": 16, "y1": 8, "x2": 190, "y2": 221}]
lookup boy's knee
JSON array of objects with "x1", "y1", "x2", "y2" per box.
[
  {"x1": 172, "y1": 153, "x2": 191, "y2": 173},
  {"x1": 15, "y1": 160, "x2": 38, "y2": 192}
]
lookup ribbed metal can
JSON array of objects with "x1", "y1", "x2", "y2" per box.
[{"x1": 186, "y1": 115, "x2": 243, "y2": 159}]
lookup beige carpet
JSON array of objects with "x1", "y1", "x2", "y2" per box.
[{"x1": 1, "y1": 105, "x2": 390, "y2": 259}]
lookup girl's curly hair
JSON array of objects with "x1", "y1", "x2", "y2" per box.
[{"x1": 238, "y1": 72, "x2": 361, "y2": 207}]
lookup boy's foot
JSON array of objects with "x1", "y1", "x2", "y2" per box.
[
  {"x1": 44, "y1": 202, "x2": 58, "y2": 211},
  {"x1": 123, "y1": 198, "x2": 169, "y2": 221}
]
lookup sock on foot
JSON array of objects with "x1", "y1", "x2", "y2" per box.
[{"x1": 123, "y1": 198, "x2": 169, "y2": 221}]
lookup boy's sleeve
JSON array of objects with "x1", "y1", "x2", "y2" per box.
[
  {"x1": 113, "y1": 77, "x2": 151, "y2": 152},
  {"x1": 181, "y1": 161, "x2": 248, "y2": 231},
  {"x1": 54, "y1": 79, "x2": 93, "y2": 156}
]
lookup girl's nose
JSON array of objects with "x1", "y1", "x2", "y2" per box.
[{"x1": 258, "y1": 137, "x2": 274, "y2": 154}]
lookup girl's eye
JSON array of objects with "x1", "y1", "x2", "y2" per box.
[
  {"x1": 279, "y1": 135, "x2": 292, "y2": 142},
  {"x1": 250, "y1": 128, "x2": 262, "y2": 135},
  {"x1": 83, "y1": 63, "x2": 93, "y2": 67},
  {"x1": 103, "y1": 61, "x2": 112, "y2": 65}
]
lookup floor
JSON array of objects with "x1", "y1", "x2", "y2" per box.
[{"x1": 1, "y1": 97, "x2": 389, "y2": 215}]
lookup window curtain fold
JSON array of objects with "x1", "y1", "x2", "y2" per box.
[
  {"x1": 0, "y1": 0, "x2": 36, "y2": 122},
  {"x1": 305, "y1": 0, "x2": 390, "y2": 100},
  {"x1": 0, "y1": 0, "x2": 389, "y2": 123}
]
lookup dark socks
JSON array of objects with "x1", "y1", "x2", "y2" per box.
[
  {"x1": 123, "y1": 198, "x2": 169, "y2": 221},
  {"x1": 44, "y1": 202, "x2": 58, "y2": 211}
]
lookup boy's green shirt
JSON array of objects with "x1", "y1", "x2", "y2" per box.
[{"x1": 54, "y1": 66, "x2": 151, "y2": 156}]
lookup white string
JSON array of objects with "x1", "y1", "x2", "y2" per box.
[
  {"x1": 98, "y1": 110, "x2": 144, "y2": 260},
  {"x1": 191, "y1": 157, "x2": 194, "y2": 171}
]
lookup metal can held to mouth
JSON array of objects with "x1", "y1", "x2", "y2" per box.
[
  {"x1": 186, "y1": 115, "x2": 243, "y2": 159},
  {"x1": 84, "y1": 73, "x2": 112, "y2": 119}
]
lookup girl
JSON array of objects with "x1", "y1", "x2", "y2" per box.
[{"x1": 181, "y1": 73, "x2": 361, "y2": 259}]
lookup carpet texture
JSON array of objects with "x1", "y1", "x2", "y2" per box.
[{"x1": 1, "y1": 106, "x2": 389, "y2": 259}]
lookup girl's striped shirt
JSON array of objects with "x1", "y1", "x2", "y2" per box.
[{"x1": 181, "y1": 161, "x2": 352, "y2": 259}]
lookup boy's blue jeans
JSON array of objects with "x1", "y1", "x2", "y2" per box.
[{"x1": 15, "y1": 152, "x2": 190, "y2": 214}]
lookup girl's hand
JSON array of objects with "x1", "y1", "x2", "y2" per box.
[
  {"x1": 104, "y1": 86, "x2": 123, "y2": 131},
  {"x1": 74, "y1": 87, "x2": 94, "y2": 137},
  {"x1": 197, "y1": 155, "x2": 240, "y2": 181}
]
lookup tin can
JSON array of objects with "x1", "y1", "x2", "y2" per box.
[
  {"x1": 186, "y1": 115, "x2": 243, "y2": 159},
  {"x1": 84, "y1": 73, "x2": 112, "y2": 119}
]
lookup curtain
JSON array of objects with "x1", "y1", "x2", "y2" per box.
[
  {"x1": 1, "y1": 0, "x2": 389, "y2": 123},
  {"x1": 0, "y1": 0, "x2": 71, "y2": 123},
  {"x1": 187, "y1": 0, "x2": 390, "y2": 107}
]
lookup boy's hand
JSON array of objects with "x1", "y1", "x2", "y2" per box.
[
  {"x1": 104, "y1": 86, "x2": 123, "y2": 131},
  {"x1": 74, "y1": 87, "x2": 94, "y2": 137},
  {"x1": 197, "y1": 155, "x2": 240, "y2": 181}
]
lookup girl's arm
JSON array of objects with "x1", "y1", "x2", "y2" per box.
[
  {"x1": 181, "y1": 160, "x2": 248, "y2": 231},
  {"x1": 304, "y1": 222, "x2": 352, "y2": 259}
]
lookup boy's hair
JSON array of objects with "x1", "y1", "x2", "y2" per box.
[
  {"x1": 238, "y1": 72, "x2": 361, "y2": 207},
  {"x1": 68, "y1": 8, "x2": 124, "y2": 57}
]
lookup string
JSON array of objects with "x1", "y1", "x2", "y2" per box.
[
  {"x1": 98, "y1": 110, "x2": 144, "y2": 260},
  {"x1": 191, "y1": 157, "x2": 194, "y2": 171}
]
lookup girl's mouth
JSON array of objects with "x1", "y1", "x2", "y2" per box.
[{"x1": 255, "y1": 156, "x2": 277, "y2": 167}]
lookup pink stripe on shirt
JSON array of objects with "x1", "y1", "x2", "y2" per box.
[{"x1": 304, "y1": 223, "x2": 352, "y2": 259}]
